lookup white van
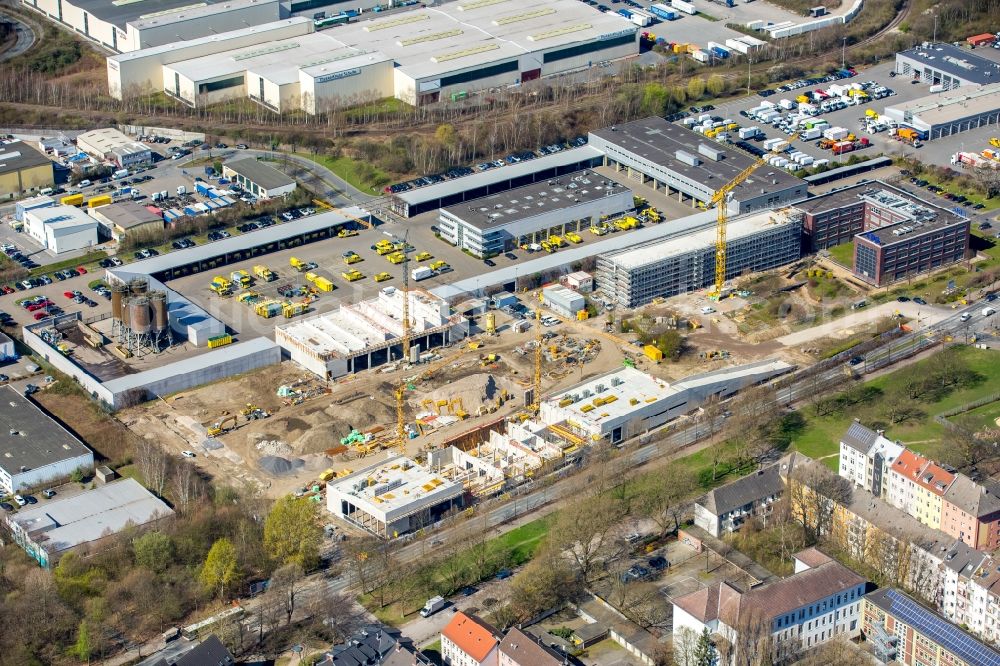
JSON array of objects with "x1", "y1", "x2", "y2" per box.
[
  {"x1": 39, "y1": 187, "x2": 53, "y2": 196},
  {"x1": 78, "y1": 179, "x2": 92, "y2": 187}
]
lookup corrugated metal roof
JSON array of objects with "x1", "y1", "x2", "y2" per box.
[{"x1": 395, "y1": 146, "x2": 603, "y2": 205}]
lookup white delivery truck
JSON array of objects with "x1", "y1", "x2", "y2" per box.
[
  {"x1": 984, "y1": 307, "x2": 997, "y2": 317},
  {"x1": 411, "y1": 266, "x2": 433, "y2": 281},
  {"x1": 420, "y1": 596, "x2": 447, "y2": 617}
]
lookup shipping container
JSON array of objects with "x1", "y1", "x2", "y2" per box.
[
  {"x1": 671, "y1": 0, "x2": 696, "y2": 14},
  {"x1": 314, "y1": 277, "x2": 334, "y2": 292},
  {"x1": 692, "y1": 49, "x2": 710, "y2": 62},
  {"x1": 629, "y1": 10, "x2": 651, "y2": 25},
  {"x1": 87, "y1": 195, "x2": 112, "y2": 208},
  {"x1": 60, "y1": 193, "x2": 84, "y2": 207},
  {"x1": 617, "y1": 8, "x2": 632, "y2": 17},
  {"x1": 649, "y1": 3, "x2": 678, "y2": 19}
]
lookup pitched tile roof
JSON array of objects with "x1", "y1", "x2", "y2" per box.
[
  {"x1": 442, "y1": 612, "x2": 500, "y2": 663},
  {"x1": 892, "y1": 449, "x2": 930, "y2": 482},
  {"x1": 914, "y1": 461, "x2": 956, "y2": 497},
  {"x1": 944, "y1": 475, "x2": 1000, "y2": 518},
  {"x1": 498, "y1": 627, "x2": 565, "y2": 666},
  {"x1": 793, "y1": 547, "x2": 833, "y2": 569}
]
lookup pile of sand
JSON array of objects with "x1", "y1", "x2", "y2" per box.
[
  {"x1": 255, "y1": 439, "x2": 292, "y2": 456},
  {"x1": 423, "y1": 373, "x2": 520, "y2": 414}
]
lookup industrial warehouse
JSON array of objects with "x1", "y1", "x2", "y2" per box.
[
  {"x1": 588, "y1": 117, "x2": 807, "y2": 214},
  {"x1": 793, "y1": 182, "x2": 970, "y2": 285},
  {"x1": 597, "y1": 209, "x2": 803, "y2": 308},
  {"x1": 106, "y1": 0, "x2": 639, "y2": 109},
  {"x1": 894, "y1": 42, "x2": 1000, "y2": 90},
  {"x1": 24, "y1": 0, "x2": 282, "y2": 53},
  {"x1": 538, "y1": 361, "x2": 793, "y2": 444},
  {"x1": 274, "y1": 287, "x2": 468, "y2": 379},
  {"x1": 327, "y1": 455, "x2": 464, "y2": 538},
  {"x1": 882, "y1": 84, "x2": 1000, "y2": 140},
  {"x1": 437, "y1": 170, "x2": 633, "y2": 257}
]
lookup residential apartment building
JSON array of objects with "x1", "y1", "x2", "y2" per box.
[
  {"x1": 441, "y1": 612, "x2": 500, "y2": 666},
  {"x1": 693, "y1": 462, "x2": 787, "y2": 537},
  {"x1": 672, "y1": 548, "x2": 866, "y2": 663},
  {"x1": 839, "y1": 425, "x2": 1000, "y2": 550},
  {"x1": 862, "y1": 588, "x2": 1000, "y2": 666},
  {"x1": 838, "y1": 422, "x2": 904, "y2": 499},
  {"x1": 497, "y1": 628, "x2": 564, "y2": 666}
]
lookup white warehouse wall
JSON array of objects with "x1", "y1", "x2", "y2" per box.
[{"x1": 5, "y1": 452, "x2": 95, "y2": 494}]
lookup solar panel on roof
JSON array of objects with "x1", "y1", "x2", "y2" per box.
[{"x1": 883, "y1": 590, "x2": 1000, "y2": 666}]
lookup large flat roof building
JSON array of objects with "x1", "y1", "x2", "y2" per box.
[
  {"x1": 107, "y1": 0, "x2": 639, "y2": 109},
  {"x1": 438, "y1": 170, "x2": 633, "y2": 257},
  {"x1": 894, "y1": 42, "x2": 1000, "y2": 90},
  {"x1": 327, "y1": 455, "x2": 463, "y2": 537},
  {"x1": 0, "y1": 386, "x2": 94, "y2": 494},
  {"x1": 24, "y1": 204, "x2": 99, "y2": 254},
  {"x1": 222, "y1": 158, "x2": 296, "y2": 198},
  {"x1": 588, "y1": 117, "x2": 807, "y2": 214},
  {"x1": 597, "y1": 208, "x2": 802, "y2": 307},
  {"x1": 0, "y1": 141, "x2": 54, "y2": 200},
  {"x1": 6, "y1": 478, "x2": 173, "y2": 567},
  {"x1": 275, "y1": 286, "x2": 468, "y2": 380},
  {"x1": 883, "y1": 83, "x2": 1000, "y2": 140},
  {"x1": 23, "y1": 0, "x2": 282, "y2": 53},
  {"x1": 540, "y1": 360, "x2": 792, "y2": 444}
]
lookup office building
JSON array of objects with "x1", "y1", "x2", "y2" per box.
[
  {"x1": 588, "y1": 117, "x2": 806, "y2": 214},
  {"x1": 437, "y1": 170, "x2": 632, "y2": 257},
  {"x1": 24, "y1": 204, "x2": 99, "y2": 254},
  {"x1": 597, "y1": 208, "x2": 802, "y2": 308}
]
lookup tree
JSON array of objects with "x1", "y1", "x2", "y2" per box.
[
  {"x1": 706, "y1": 74, "x2": 726, "y2": 97},
  {"x1": 686, "y1": 77, "x2": 706, "y2": 100},
  {"x1": 634, "y1": 471, "x2": 696, "y2": 537},
  {"x1": 641, "y1": 83, "x2": 670, "y2": 116},
  {"x1": 132, "y1": 531, "x2": 174, "y2": 573},
  {"x1": 673, "y1": 627, "x2": 700, "y2": 666},
  {"x1": 268, "y1": 563, "x2": 306, "y2": 625},
  {"x1": 693, "y1": 628, "x2": 714, "y2": 666},
  {"x1": 201, "y1": 538, "x2": 240, "y2": 599},
  {"x1": 788, "y1": 465, "x2": 852, "y2": 544},
  {"x1": 135, "y1": 440, "x2": 169, "y2": 497},
  {"x1": 547, "y1": 493, "x2": 626, "y2": 584},
  {"x1": 974, "y1": 164, "x2": 1000, "y2": 198},
  {"x1": 68, "y1": 620, "x2": 92, "y2": 662},
  {"x1": 263, "y1": 496, "x2": 322, "y2": 570}
]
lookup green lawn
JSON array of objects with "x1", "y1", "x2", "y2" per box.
[
  {"x1": 828, "y1": 242, "x2": 854, "y2": 267},
  {"x1": 298, "y1": 153, "x2": 393, "y2": 194},
  {"x1": 949, "y1": 399, "x2": 1000, "y2": 431},
  {"x1": 791, "y1": 347, "x2": 1000, "y2": 461}
]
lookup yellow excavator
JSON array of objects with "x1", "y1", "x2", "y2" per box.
[{"x1": 207, "y1": 414, "x2": 238, "y2": 437}]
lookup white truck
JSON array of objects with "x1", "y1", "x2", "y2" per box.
[
  {"x1": 984, "y1": 306, "x2": 997, "y2": 317},
  {"x1": 420, "y1": 596, "x2": 447, "y2": 617},
  {"x1": 411, "y1": 266, "x2": 432, "y2": 281}
]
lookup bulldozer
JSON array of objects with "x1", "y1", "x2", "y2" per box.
[{"x1": 207, "y1": 414, "x2": 238, "y2": 437}]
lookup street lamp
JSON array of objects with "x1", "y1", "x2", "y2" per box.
[{"x1": 841, "y1": 37, "x2": 848, "y2": 69}]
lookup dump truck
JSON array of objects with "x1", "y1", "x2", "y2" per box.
[
  {"x1": 342, "y1": 269, "x2": 364, "y2": 282},
  {"x1": 253, "y1": 265, "x2": 276, "y2": 281},
  {"x1": 343, "y1": 251, "x2": 361, "y2": 264},
  {"x1": 230, "y1": 270, "x2": 251, "y2": 288},
  {"x1": 290, "y1": 257, "x2": 307, "y2": 271},
  {"x1": 210, "y1": 276, "x2": 232, "y2": 296},
  {"x1": 894, "y1": 127, "x2": 922, "y2": 146}
]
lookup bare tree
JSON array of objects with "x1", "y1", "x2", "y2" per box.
[
  {"x1": 547, "y1": 493, "x2": 627, "y2": 584},
  {"x1": 787, "y1": 465, "x2": 852, "y2": 544},
  {"x1": 268, "y1": 563, "x2": 306, "y2": 625},
  {"x1": 170, "y1": 458, "x2": 203, "y2": 513},
  {"x1": 135, "y1": 440, "x2": 169, "y2": 497}
]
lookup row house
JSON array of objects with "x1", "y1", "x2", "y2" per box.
[{"x1": 442, "y1": 613, "x2": 565, "y2": 666}]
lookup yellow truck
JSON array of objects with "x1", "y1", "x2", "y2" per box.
[
  {"x1": 337, "y1": 228, "x2": 358, "y2": 238},
  {"x1": 429, "y1": 260, "x2": 449, "y2": 272},
  {"x1": 230, "y1": 270, "x2": 251, "y2": 288},
  {"x1": 374, "y1": 240, "x2": 395, "y2": 255},
  {"x1": 290, "y1": 257, "x2": 307, "y2": 271},
  {"x1": 615, "y1": 216, "x2": 639, "y2": 231},
  {"x1": 374, "y1": 272, "x2": 392, "y2": 282},
  {"x1": 314, "y1": 277, "x2": 335, "y2": 291},
  {"x1": 343, "y1": 251, "x2": 361, "y2": 265},
  {"x1": 387, "y1": 252, "x2": 406, "y2": 264},
  {"x1": 589, "y1": 224, "x2": 608, "y2": 236},
  {"x1": 304, "y1": 272, "x2": 319, "y2": 283},
  {"x1": 414, "y1": 251, "x2": 432, "y2": 262},
  {"x1": 548, "y1": 235, "x2": 565, "y2": 248},
  {"x1": 60, "y1": 193, "x2": 84, "y2": 207},
  {"x1": 210, "y1": 276, "x2": 232, "y2": 296},
  {"x1": 342, "y1": 269, "x2": 364, "y2": 282},
  {"x1": 253, "y1": 265, "x2": 276, "y2": 281},
  {"x1": 565, "y1": 231, "x2": 583, "y2": 243},
  {"x1": 87, "y1": 195, "x2": 112, "y2": 208}
]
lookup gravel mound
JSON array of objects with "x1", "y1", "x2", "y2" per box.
[{"x1": 258, "y1": 455, "x2": 305, "y2": 475}]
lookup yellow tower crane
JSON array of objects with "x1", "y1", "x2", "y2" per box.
[
  {"x1": 532, "y1": 308, "x2": 542, "y2": 413},
  {"x1": 709, "y1": 133, "x2": 798, "y2": 298},
  {"x1": 390, "y1": 229, "x2": 412, "y2": 455}
]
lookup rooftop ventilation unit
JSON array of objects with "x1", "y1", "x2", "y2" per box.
[{"x1": 675, "y1": 150, "x2": 700, "y2": 166}]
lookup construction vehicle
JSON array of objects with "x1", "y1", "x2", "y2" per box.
[
  {"x1": 708, "y1": 132, "x2": 799, "y2": 298},
  {"x1": 283, "y1": 302, "x2": 308, "y2": 318},
  {"x1": 343, "y1": 251, "x2": 362, "y2": 264},
  {"x1": 238, "y1": 291, "x2": 260, "y2": 305},
  {"x1": 290, "y1": 257, "x2": 306, "y2": 271},
  {"x1": 565, "y1": 231, "x2": 583, "y2": 243},
  {"x1": 304, "y1": 272, "x2": 319, "y2": 283},
  {"x1": 374, "y1": 272, "x2": 392, "y2": 282},
  {"x1": 615, "y1": 216, "x2": 639, "y2": 231},
  {"x1": 342, "y1": 269, "x2": 364, "y2": 282},
  {"x1": 337, "y1": 228, "x2": 358, "y2": 238},
  {"x1": 255, "y1": 299, "x2": 283, "y2": 318},
  {"x1": 589, "y1": 224, "x2": 609, "y2": 236},
  {"x1": 239, "y1": 403, "x2": 270, "y2": 420},
  {"x1": 548, "y1": 235, "x2": 566, "y2": 248},
  {"x1": 639, "y1": 207, "x2": 661, "y2": 223},
  {"x1": 230, "y1": 270, "x2": 251, "y2": 288},
  {"x1": 991, "y1": 137, "x2": 1000, "y2": 149},
  {"x1": 450, "y1": 397, "x2": 467, "y2": 419},
  {"x1": 429, "y1": 260, "x2": 449, "y2": 272},
  {"x1": 414, "y1": 251, "x2": 432, "y2": 261},
  {"x1": 314, "y1": 277, "x2": 334, "y2": 291},
  {"x1": 210, "y1": 276, "x2": 232, "y2": 296},
  {"x1": 894, "y1": 127, "x2": 922, "y2": 147},
  {"x1": 387, "y1": 252, "x2": 406, "y2": 264},
  {"x1": 253, "y1": 265, "x2": 276, "y2": 281},
  {"x1": 207, "y1": 414, "x2": 238, "y2": 437}
]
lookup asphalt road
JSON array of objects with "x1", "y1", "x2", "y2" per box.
[{"x1": 0, "y1": 12, "x2": 34, "y2": 62}]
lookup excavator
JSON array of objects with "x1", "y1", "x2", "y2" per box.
[
  {"x1": 207, "y1": 414, "x2": 238, "y2": 437},
  {"x1": 240, "y1": 403, "x2": 270, "y2": 420}
]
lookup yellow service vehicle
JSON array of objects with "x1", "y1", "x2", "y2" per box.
[
  {"x1": 342, "y1": 269, "x2": 364, "y2": 282},
  {"x1": 414, "y1": 251, "x2": 432, "y2": 261},
  {"x1": 343, "y1": 251, "x2": 362, "y2": 265},
  {"x1": 374, "y1": 272, "x2": 392, "y2": 282},
  {"x1": 387, "y1": 252, "x2": 406, "y2": 264}
]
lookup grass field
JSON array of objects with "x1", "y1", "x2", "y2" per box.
[
  {"x1": 791, "y1": 346, "x2": 1000, "y2": 463},
  {"x1": 949, "y1": 399, "x2": 1000, "y2": 432},
  {"x1": 828, "y1": 242, "x2": 854, "y2": 267},
  {"x1": 299, "y1": 153, "x2": 393, "y2": 194}
]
